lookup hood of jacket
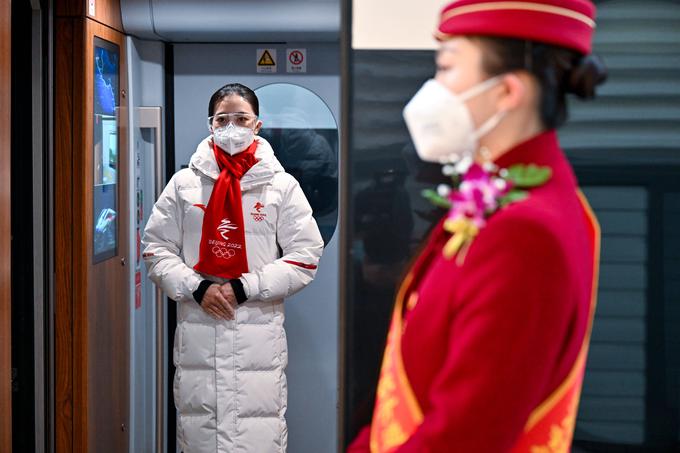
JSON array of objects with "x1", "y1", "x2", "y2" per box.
[{"x1": 189, "y1": 135, "x2": 285, "y2": 190}]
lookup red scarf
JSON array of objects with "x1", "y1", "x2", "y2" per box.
[{"x1": 193, "y1": 140, "x2": 259, "y2": 279}]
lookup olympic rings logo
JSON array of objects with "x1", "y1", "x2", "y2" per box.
[{"x1": 212, "y1": 246, "x2": 236, "y2": 259}]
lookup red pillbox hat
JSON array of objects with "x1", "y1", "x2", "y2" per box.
[{"x1": 436, "y1": 0, "x2": 596, "y2": 54}]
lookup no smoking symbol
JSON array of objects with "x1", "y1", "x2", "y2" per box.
[{"x1": 289, "y1": 50, "x2": 304, "y2": 65}]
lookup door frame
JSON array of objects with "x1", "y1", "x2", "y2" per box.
[
  {"x1": 55, "y1": 16, "x2": 129, "y2": 453},
  {"x1": 0, "y1": 0, "x2": 12, "y2": 448}
]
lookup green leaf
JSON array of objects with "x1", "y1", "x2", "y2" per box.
[
  {"x1": 505, "y1": 164, "x2": 552, "y2": 188},
  {"x1": 422, "y1": 189, "x2": 452, "y2": 209},
  {"x1": 498, "y1": 190, "x2": 528, "y2": 207}
]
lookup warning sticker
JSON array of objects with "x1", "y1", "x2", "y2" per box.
[
  {"x1": 257, "y1": 49, "x2": 277, "y2": 73},
  {"x1": 286, "y1": 48, "x2": 307, "y2": 73}
]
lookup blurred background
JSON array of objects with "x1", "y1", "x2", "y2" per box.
[{"x1": 2, "y1": 0, "x2": 679, "y2": 451}]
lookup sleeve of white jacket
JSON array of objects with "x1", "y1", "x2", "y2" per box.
[
  {"x1": 142, "y1": 174, "x2": 203, "y2": 303},
  {"x1": 240, "y1": 177, "x2": 324, "y2": 302}
]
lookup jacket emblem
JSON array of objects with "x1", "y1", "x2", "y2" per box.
[{"x1": 251, "y1": 202, "x2": 267, "y2": 222}]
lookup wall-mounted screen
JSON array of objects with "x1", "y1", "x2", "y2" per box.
[{"x1": 93, "y1": 37, "x2": 119, "y2": 263}]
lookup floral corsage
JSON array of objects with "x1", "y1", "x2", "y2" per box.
[{"x1": 423, "y1": 157, "x2": 552, "y2": 265}]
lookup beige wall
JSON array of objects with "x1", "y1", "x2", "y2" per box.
[{"x1": 352, "y1": 0, "x2": 445, "y2": 50}]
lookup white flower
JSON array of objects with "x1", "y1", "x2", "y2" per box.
[
  {"x1": 442, "y1": 165, "x2": 456, "y2": 176},
  {"x1": 494, "y1": 178, "x2": 507, "y2": 190},
  {"x1": 437, "y1": 184, "x2": 451, "y2": 197},
  {"x1": 483, "y1": 161, "x2": 497, "y2": 173},
  {"x1": 454, "y1": 156, "x2": 473, "y2": 175}
]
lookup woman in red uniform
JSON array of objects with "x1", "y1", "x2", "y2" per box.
[{"x1": 348, "y1": 1, "x2": 607, "y2": 452}]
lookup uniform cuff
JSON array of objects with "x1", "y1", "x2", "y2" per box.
[
  {"x1": 230, "y1": 278, "x2": 248, "y2": 304},
  {"x1": 192, "y1": 280, "x2": 213, "y2": 305}
]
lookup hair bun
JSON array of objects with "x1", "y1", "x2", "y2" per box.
[{"x1": 567, "y1": 54, "x2": 608, "y2": 99}]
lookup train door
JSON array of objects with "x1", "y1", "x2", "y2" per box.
[{"x1": 171, "y1": 43, "x2": 340, "y2": 452}]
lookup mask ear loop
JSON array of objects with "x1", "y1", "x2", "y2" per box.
[
  {"x1": 458, "y1": 75, "x2": 503, "y2": 102},
  {"x1": 473, "y1": 110, "x2": 507, "y2": 141}
]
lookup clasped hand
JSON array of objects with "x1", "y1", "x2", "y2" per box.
[{"x1": 201, "y1": 283, "x2": 237, "y2": 320}]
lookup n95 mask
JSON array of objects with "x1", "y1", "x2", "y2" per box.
[
  {"x1": 213, "y1": 123, "x2": 255, "y2": 156},
  {"x1": 403, "y1": 77, "x2": 505, "y2": 164}
]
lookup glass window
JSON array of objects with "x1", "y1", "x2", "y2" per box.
[{"x1": 255, "y1": 83, "x2": 339, "y2": 244}]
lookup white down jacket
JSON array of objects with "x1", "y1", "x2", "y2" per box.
[{"x1": 142, "y1": 136, "x2": 324, "y2": 453}]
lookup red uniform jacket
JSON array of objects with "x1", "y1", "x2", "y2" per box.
[{"x1": 349, "y1": 130, "x2": 596, "y2": 452}]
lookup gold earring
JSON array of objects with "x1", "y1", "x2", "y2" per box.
[{"x1": 479, "y1": 146, "x2": 492, "y2": 162}]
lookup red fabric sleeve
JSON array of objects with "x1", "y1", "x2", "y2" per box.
[
  {"x1": 397, "y1": 214, "x2": 574, "y2": 452},
  {"x1": 346, "y1": 425, "x2": 372, "y2": 452}
]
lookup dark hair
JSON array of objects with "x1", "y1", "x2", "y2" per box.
[
  {"x1": 470, "y1": 36, "x2": 608, "y2": 129},
  {"x1": 208, "y1": 83, "x2": 260, "y2": 117}
]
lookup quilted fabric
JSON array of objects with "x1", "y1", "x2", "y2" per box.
[{"x1": 143, "y1": 137, "x2": 323, "y2": 452}]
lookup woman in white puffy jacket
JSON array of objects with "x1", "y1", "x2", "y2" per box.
[{"x1": 142, "y1": 83, "x2": 324, "y2": 453}]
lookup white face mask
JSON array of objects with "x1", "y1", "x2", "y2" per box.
[
  {"x1": 212, "y1": 123, "x2": 255, "y2": 156},
  {"x1": 403, "y1": 77, "x2": 505, "y2": 164}
]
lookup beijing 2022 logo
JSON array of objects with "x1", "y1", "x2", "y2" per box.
[{"x1": 217, "y1": 218, "x2": 238, "y2": 241}]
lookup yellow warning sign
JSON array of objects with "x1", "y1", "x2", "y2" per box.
[
  {"x1": 257, "y1": 49, "x2": 277, "y2": 73},
  {"x1": 258, "y1": 50, "x2": 275, "y2": 66}
]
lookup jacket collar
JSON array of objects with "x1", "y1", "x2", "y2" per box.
[
  {"x1": 189, "y1": 136, "x2": 285, "y2": 189},
  {"x1": 494, "y1": 129, "x2": 576, "y2": 188}
]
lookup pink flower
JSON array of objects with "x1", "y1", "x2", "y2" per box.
[
  {"x1": 446, "y1": 163, "x2": 509, "y2": 228},
  {"x1": 428, "y1": 161, "x2": 551, "y2": 264}
]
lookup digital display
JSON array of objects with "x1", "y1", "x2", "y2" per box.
[{"x1": 93, "y1": 38, "x2": 120, "y2": 263}]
